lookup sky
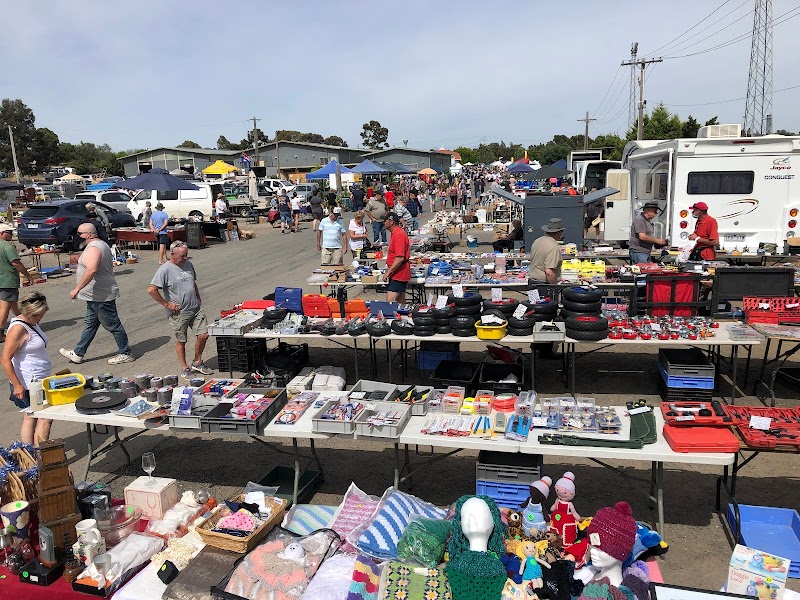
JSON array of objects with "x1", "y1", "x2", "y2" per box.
[{"x1": 3, "y1": 0, "x2": 799, "y2": 152}]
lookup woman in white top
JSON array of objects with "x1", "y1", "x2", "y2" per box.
[
  {"x1": 348, "y1": 211, "x2": 369, "y2": 258},
  {"x1": 1, "y1": 290, "x2": 52, "y2": 444}
]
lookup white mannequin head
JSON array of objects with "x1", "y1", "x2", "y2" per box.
[
  {"x1": 460, "y1": 496, "x2": 493, "y2": 552},
  {"x1": 589, "y1": 546, "x2": 624, "y2": 587}
]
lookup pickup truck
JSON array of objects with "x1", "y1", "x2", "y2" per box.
[{"x1": 225, "y1": 185, "x2": 273, "y2": 217}]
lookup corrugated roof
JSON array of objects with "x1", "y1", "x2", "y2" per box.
[{"x1": 361, "y1": 147, "x2": 452, "y2": 157}]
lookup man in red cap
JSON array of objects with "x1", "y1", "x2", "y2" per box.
[{"x1": 688, "y1": 201, "x2": 718, "y2": 260}]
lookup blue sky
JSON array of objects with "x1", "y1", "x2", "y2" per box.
[{"x1": 3, "y1": 0, "x2": 798, "y2": 151}]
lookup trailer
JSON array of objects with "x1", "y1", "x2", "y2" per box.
[{"x1": 603, "y1": 127, "x2": 800, "y2": 250}]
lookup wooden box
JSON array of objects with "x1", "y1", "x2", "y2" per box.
[
  {"x1": 124, "y1": 476, "x2": 178, "y2": 519},
  {"x1": 42, "y1": 513, "x2": 81, "y2": 549},
  {"x1": 39, "y1": 464, "x2": 72, "y2": 493},
  {"x1": 38, "y1": 439, "x2": 67, "y2": 467},
  {"x1": 38, "y1": 484, "x2": 77, "y2": 522}
]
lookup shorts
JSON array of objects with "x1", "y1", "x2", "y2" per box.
[
  {"x1": 0, "y1": 288, "x2": 19, "y2": 302},
  {"x1": 321, "y1": 247, "x2": 343, "y2": 266},
  {"x1": 9, "y1": 384, "x2": 30, "y2": 410},
  {"x1": 169, "y1": 308, "x2": 208, "y2": 343},
  {"x1": 386, "y1": 279, "x2": 408, "y2": 293},
  {"x1": 292, "y1": 210, "x2": 300, "y2": 216},
  {"x1": 311, "y1": 208, "x2": 324, "y2": 220},
  {"x1": 280, "y1": 212, "x2": 292, "y2": 224},
  {"x1": 157, "y1": 233, "x2": 170, "y2": 247}
]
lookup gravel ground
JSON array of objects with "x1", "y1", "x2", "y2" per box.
[{"x1": 0, "y1": 211, "x2": 797, "y2": 592}]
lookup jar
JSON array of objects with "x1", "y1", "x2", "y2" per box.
[{"x1": 63, "y1": 558, "x2": 84, "y2": 583}]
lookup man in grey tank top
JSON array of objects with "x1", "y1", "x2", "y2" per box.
[{"x1": 59, "y1": 223, "x2": 134, "y2": 365}]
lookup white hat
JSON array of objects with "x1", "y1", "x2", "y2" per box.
[
  {"x1": 333, "y1": 207, "x2": 342, "y2": 214},
  {"x1": 555, "y1": 471, "x2": 575, "y2": 494},
  {"x1": 0, "y1": 224, "x2": 13, "y2": 233},
  {"x1": 531, "y1": 476, "x2": 552, "y2": 497}
]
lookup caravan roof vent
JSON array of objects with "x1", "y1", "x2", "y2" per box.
[{"x1": 697, "y1": 124, "x2": 742, "y2": 139}]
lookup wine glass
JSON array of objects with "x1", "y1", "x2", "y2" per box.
[{"x1": 141, "y1": 452, "x2": 156, "y2": 485}]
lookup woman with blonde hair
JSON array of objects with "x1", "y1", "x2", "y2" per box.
[
  {"x1": 1, "y1": 290, "x2": 53, "y2": 444},
  {"x1": 348, "y1": 210, "x2": 369, "y2": 259}
]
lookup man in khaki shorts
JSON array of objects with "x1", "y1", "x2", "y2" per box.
[{"x1": 147, "y1": 241, "x2": 213, "y2": 380}]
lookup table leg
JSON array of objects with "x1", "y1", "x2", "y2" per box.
[
  {"x1": 530, "y1": 342, "x2": 536, "y2": 389},
  {"x1": 655, "y1": 462, "x2": 664, "y2": 535},
  {"x1": 570, "y1": 343, "x2": 576, "y2": 396},
  {"x1": 730, "y1": 345, "x2": 739, "y2": 405},
  {"x1": 114, "y1": 427, "x2": 131, "y2": 466},
  {"x1": 83, "y1": 423, "x2": 94, "y2": 482},
  {"x1": 394, "y1": 443, "x2": 400, "y2": 489},
  {"x1": 404, "y1": 444, "x2": 413, "y2": 491},
  {"x1": 353, "y1": 337, "x2": 359, "y2": 382},
  {"x1": 310, "y1": 439, "x2": 324, "y2": 481},
  {"x1": 337, "y1": 286, "x2": 346, "y2": 319},
  {"x1": 743, "y1": 345, "x2": 752, "y2": 390},
  {"x1": 754, "y1": 337, "x2": 772, "y2": 395},
  {"x1": 292, "y1": 438, "x2": 300, "y2": 505},
  {"x1": 387, "y1": 340, "x2": 393, "y2": 384}
]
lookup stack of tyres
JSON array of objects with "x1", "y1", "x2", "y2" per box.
[
  {"x1": 431, "y1": 305, "x2": 455, "y2": 334},
  {"x1": 560, "y1": 286, "x2": 604, "y2": 319},
  {"x1": 447, "y1": 292, "x2": 483, "y2": 336},
  {"x1": 564, "y1": 315, "x2": 609, "y2": 341},
  {"x1": 507, "y1": 299, "x2": 559, "y2": 336},
  {"x1": 411, "y1": 306, "x2": 436, "y2": 337},
  {"x1": 262, "y1": 307, "x2": 288, "y2": 330}
]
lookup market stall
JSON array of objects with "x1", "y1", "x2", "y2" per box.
[{"x1": 113, "y1": 227, "x2": 187, "y2": 249}]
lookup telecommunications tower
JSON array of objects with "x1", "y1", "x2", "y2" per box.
[
  {"x1": 628, "y1": 42, "x2": 638, "y2": 132},
  {"x1": 744, "y1": 0, "x2": 773, "y2": 136}
]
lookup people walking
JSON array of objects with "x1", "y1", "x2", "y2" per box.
[
  {"x1": 278, "y1": 191, "x2": 292, "y2": 234},
  {"x1": 308, "y1": 190, "x2": 324, "y2": 232},
  {"x1": 149, "y1": 202, "x2": 170, "y2": 264},
  {"x1": 381, "y1": 212, "x2": 411, "y2": 304},
  {"x1": 60, "y1": 223, "x2": 134, "y2": 365},
  {"x1": 317, "y1": 207, "x2": 348, "y2": 265},
  {"x1": 0, "y1": 223, "x2": 34, "y2": 341},
  {"x1": 365, "y1": 192, "x2": 388, "y2": 245},
  {"x1": 147, "y1": 241, "x2": 213, "y2": 380},
  {"x1": 290, "y1": 191, "x2": 302, "y2": 233}
]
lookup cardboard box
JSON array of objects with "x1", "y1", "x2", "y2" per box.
[
  {"x1": 361, "y1": 275, "x2": 379, "y2": 284},
  {"x1": 124, "y1": 476, "x2": 179, "y2": 519},
  {"x1": 727, "y1": 544, "x2": 790, "y2": 600}
]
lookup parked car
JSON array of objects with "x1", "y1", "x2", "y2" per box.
[
  {"x1": 262, "y1": 178, "x2": 296, "y2": 194},
  {"x1": 74, "y1": 190, "x2": 133, "y2": 213},
  {"x1": 293, "y1": 183, "x2": 318, "y2": 200},
  {"x1": 17, "y1": 199, "x2": 135, "y2": 250}
]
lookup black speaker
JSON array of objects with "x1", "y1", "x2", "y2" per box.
[{"x1": 251, "y1": 166, "x2": 266, "y2": 177}]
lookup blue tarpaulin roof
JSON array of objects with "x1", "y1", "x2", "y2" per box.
[
  {"x1": 507, "y1": 162, "x2": 534, "y2": 174},
  {"x1": 351, "y1": 159, "x2": 389, "y2": 175},
  {"x1": 87, "y1": 182, "x2": 115, "y2": 191},
  {"x1": 379, "y1": 162, "x2": 414, "y2": 174},
  {"x1": 305, "y1": 160, "x2": 353, "y2": 180},
  {"x1": 551, "y1": 159, "x2": 568, "y2": 170}
]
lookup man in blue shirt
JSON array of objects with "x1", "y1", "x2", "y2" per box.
[
  {"x1": 316, "y1": 207, "x2": 347, "y2": 265},
  {"x1": 149, "y1": 202, "x2": 169, "y2": 264}
]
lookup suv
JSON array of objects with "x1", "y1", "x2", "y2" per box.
[
  {"x1": 74, "y1": 190, "x2": 133, "y2": 213},
  {"x1": 293, "y1": 183, "x2": 318, "y2": 200},
  {"x1": 262, "y1": 179, "x2": 296, "y2": 194},
  {"x1": 17, "y1": 199, "x2": 135, "y2": 250}
]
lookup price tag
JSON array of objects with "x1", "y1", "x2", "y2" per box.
[
  {"x1": 512, "y1": 304, "x2": 527, "y2": 320},
  {"x1": 650, "y1": 323, "x2": 662, "y2": 332},
  {"x1": 432, "y1": 268, "x2": 439, "y2": 275},
  {"x1": 427, "y1": 293, "x2": 435, "y2": 307},
  {"x1": 531, "y1": 417, "x2": 548, "y2": 427},
  {"x1": 527, "y1": 289, "x2": 541, "y2": 304},
  {"x1": 628, "y1": 406, "x2": 651, "y2": 415},
  {"x1": 676, "y1": 415, "x2": 695, "y2": 422},
  {"x1": 749, "y1": 415, "x2": 772, "y2": 430},
  {"x1": 365, "y1": 402, "x2": 377, "y2": 411},
  {"x1": 452, "y1": 284, "x2": 464, "y2": 298},
  {"x1": 481, "y1": 314, "x2": 504, "y2": 325},
  {"x1": 491, "y1": 287, "x2": 502, "y2": 302},
  {"x1": 435, "y1": 295, "x2": 448, "y2": 309},
  {"x1": 350, "y1": 391, "x2": 367, "y2": 400}
]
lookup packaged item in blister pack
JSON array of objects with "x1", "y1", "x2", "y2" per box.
[
  {"x1": 559, "y1": 397, "x2": 597, "y2": 433},
  {"x1": 531, "y1": 398, "x2": 560, "y2": 429}
]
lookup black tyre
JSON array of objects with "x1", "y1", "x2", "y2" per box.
[
  {"x1": 508, "y1": 326, "x2": 534, "y2": 336},
  {"x1": 565, "y1": 328, "x2": 609, "y2": 342},
  {"x1": 238, "y1": 206, "x2": 250, "y2": 217},
  {"x1": 434, "y1": 318, "x2": 452, "y2": 327},
  {"x1": 430, "y1": 306, "x2": 455, "y2": 319},
  {"x1": 482, "y1": 299, "x2": 519, "y2": 316},
  {"x1": 413, "y1": 315, "x2": 435, "y2": 327},
  {"x1": 450, "y1": 315, "x2": 477, "y2": 329},
  {"x1": 562, "y1": 286, "x2": 603, "y2": 303},
  {"x1": 451, "y1": 327, "x2": 476, "y2": 337},
  {"x1": 391, "y1": 320, "x2": 415, "y2": 335},
  {"x1": 412, "y1": 306, "x2": 435, "y2": 319},
  {"x1": 447, "y1": 292, "x2": 482, "y2": 307},
  {"x1": 414, "y1": 328, "x2": 436, "y2": 337},
  {"x1": 189, "y1": 210, "x2": 204, "y2": 220},
  {"x1": 413, "y1": 324, "x2": 435, "y2": 333},
  {"x1": 263, "y1": 307, "x2": 288, "y2": 321},
  {"x1": 454, "y1": 304, "x2": 482, "y2": 316},
  {"x1": 508, "y1": 315, "x2": 536, "y2": 329},
  {"x1": 562, "y1": 299, "x2": 602, "y2": 313},
  {"x1": 434, "y1": 325, "x2": 452, "y2": 334},
  {"x1": 527, "y1": 300, "x2": 559, "y2": 315},
  {"x1": 561, "y1": 308, "x2": 601, "y2": 320},
  {"x1": 348, "y1": 324, "x2": 367, "y2": 336},
  {"x1": 366, "y1": 321, "x2": 391, "y2": 337},
  {"x1": 565, "y1": 315, "x2": 609, "y2": 332}
]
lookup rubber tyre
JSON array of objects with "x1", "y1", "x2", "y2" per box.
[
  {"x1": 507, "y1": 326, "x2": 534, "y2": 336},
  {"x1": 434, "y1": 325, "x2": 452, "y2": 334},
  {"x1": 451, "y1": 327, "x2": 476, "y2": 337},
  {"x1": 413, "y1": 324, "x2": 435, "y2": 333},
  {"x1": 412, "y1": 306, "x2": 436, "y2": 319},
  {"x1": 508, "y1": 315, "x2": 537, "y2": 329},
  {"x1": 189, "y1": 210, "x2": 204, "y2": 220},
  {"x1": 447, "y1": 292, "x2": 482, "y2": 307},
  {"x1": 565, "y1": 328, "x2": 609, "y2": 342},
  {"x1": 263, "y1": 308, "x2": 288, "y2": 321},
  {"x1": 414, "y1": 328, "x2": 436, "y2": 337},
  {"x1": 561, "y1": 308, "x2": 601, "y2": 320},
  {"x1": 434, "y1": 318, "x2": 452, "y2": 327},
  {"x1": 482, "y1": 299, "x2": 519, "y2": 316},
  {"x1": 413, "y1": 315, "x2": 435, "y2": 327},
  {"x1": 450, "y1": 315, "x2": 477, "y2": 329},
  {"x1": 430, "y1": 306, "x2": 455, "y2": 319},
  {"x1": 366, "y1": 321, "x2": 391, "y2": 337},
  {"x1": 562, "y1": 299, "x2": 602, "y2": 313},
  {"x1": 454, "y1": 304, "x2": 482, "y2": 316},
  {"x1": 565, "y1": 315, "x2": 609, "y2": 332},
  {"x1": 391, "y1": 321, "x2": 414, "y2": 335},
  {"x1": 527, "y1": 300, "x2": 559, "y2": 315},
  {"x1": 238, "y1": 207, "x2": 250, "y2": 217},
  {"x1": 562, "y1": 286, "x2": 604, "y2": 303}
]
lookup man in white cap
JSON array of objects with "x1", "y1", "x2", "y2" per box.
[
  {"x1": 529, "y1": 218, "x2": 564, "y2": 285},
  {"x1": 0, "y1": 223, "x2": 34, "y2": 340},
  {"x1": 316, "y1": 206, "x2": 347, "y2": 265}
]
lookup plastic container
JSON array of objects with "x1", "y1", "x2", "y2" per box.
[
  {"x1": 168, "y1": 394, "x2": 220, "y2": 430},
  {"x1": 663, "y1": 423, "x2": 740, "y2": 452},
  {"x1": 475, "y1": 322, "x2": 508, "y2": 340},
  {"x1": 274, "y1": 286, "x2": 303, "y2": 313},
  {"x1": 258, "y1": 466, "x2": 323, "y2": 505},
  {"x1": 302, "y1": 294, "x2": 333, "y2": 318},
  {"x1": 430, "y1": 360, "x2": 478, "y2": 394},
  {"x1": 658, "y1": 348, "x2": 716, "y2": 378},
  {"x1": 476, "y1": 479, "x2": 529, "y2": 509},
  {"x1": 311, "y1": 399, "x2": 361, "y2": 435},
  {"x1": 727, "y1": 504, "x2": 800, "y2": 577},
  {"x1": 533, "y1": 321, "x2": 566, "y2": 342},
  {"x1": 417, "y1": 341, "x2": 461, "y2": 371},
  {"x1": 476, "y1": 451, "x2": 542, "y2": 484},
  {"x1": 395, "y1": 385, "x2": 433, "y2": 416},
  {"x1": 200, "y1": 389, "x2": 286, "y2": 435},
  {"x1": 97, "y1": 504, "x2": 142, "y2": 546},
  {"x1": 658, "y1": 377, "x2": 714, "y2": 402},
  {"x1": 349, "y1": 380, "x2": 399, "y2": 402},
  {"x1": 42, "y1": 373, "x2": 86, "y2": 406},
  {"x1": 479, "y1": 362, "x2": 525, "y2": 394},
  {"x1": 354, "y1": 401, "x2": 410, "y2": 439},
  {"x1": 658, "y1": 365, "x2": 714, "y2": 389}
]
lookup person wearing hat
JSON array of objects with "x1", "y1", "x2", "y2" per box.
[
  {"x1": 316, "y1": 206, "x2": 347, "y2": 265},
  {"x1": 149, "y1": 202, "x2": 170, "y2": 265},
  {"x1": 381, "y1": 212, "x2": 411, "y2": 303},
  {"x1": 214, "y1": 193, "x2": 227, "y2": 220},
  {"x1": 688, "y1": 201, "x2": 718, "y2": 260},
  {"x1": 0, "y1": 223, "x2": 34, "y2": 341},
  {"x1": 365, "y1": 192, "x2": 388, "y2": 245},
  {"x1": 629, "y1": 202, "x2": 668, "y2": 264},
  {"x1": 529, "y1": 218, "x2": 564, "y2": 285}
]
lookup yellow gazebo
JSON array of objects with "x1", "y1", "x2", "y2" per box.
[{"x1": 202, "y1": 160, "x2": 238, "y2": 175}]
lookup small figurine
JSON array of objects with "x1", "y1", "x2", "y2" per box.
[
  {"x1": 520, "y1": 476, "x2": 552, "y2": 536},
  {"x1": 507, "y1": 509, "x2": 526, "y2": 540},
  {"x1": 550, "y1": 472, "x2": 580, "y2": 521},
  {"x1": 517, "y1": 541, "x2": 544, "y2": 591},
  {"x1": 281, "y1": 542, "x2": 306, "y2": 562}
]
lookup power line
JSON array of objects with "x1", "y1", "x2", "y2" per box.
[
  {"x1": 657, "y1": 0, "x2": 752, "y2": 57},
  {"x1": 596, "y1": 74, "x2": 630, "y2": 123},
  {"x1": 640, "y1": 0, "x2": 735, "y2": 57},
  {"x1": 593, "y1": 65, "x2": 623, "y2": 115}
]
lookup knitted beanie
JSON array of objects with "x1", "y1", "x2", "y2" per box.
[
  {"x1": 531, "y1": 476, "x2": 553, "y2": 497},
  {"x1": 555, "y1": 472, "x2": 576, "y2": 495},
  {"x1": 586, "y1": 501, "x2": 637, "y2": 563}
]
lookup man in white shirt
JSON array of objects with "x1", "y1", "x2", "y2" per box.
[{"x1": 214, "y1": 193, "x2": 227, "y2": 219}]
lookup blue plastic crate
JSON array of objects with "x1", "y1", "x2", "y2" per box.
[
  {"x1": 274, "y1": 287, "x2": 303, "y2": 313},
  {"x1": 418, "y1": 350, "x2": 460, "y2": 371},
  {"x1": 659, "y1": 364, "x2": 714, "y2": 390},
  {"x1": 727, "y1": 504, "x2": 800, "y2": 578},
  {"x1": 476, "y1": 479, "x2": 530, "y2": 509}
]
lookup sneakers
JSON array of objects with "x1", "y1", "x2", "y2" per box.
[
  {"x1": 59, "y1": 348, "x2": 83, "y2": 364},
  {"x1": 191, "y1": 361, "x2": 213, "y2": 375},
  {"x1": 108, "y1": 354, "x2": 135, "y2": 365},
  {"x1": 181, "y1": 368, "x2": 192, "y2": 381}
]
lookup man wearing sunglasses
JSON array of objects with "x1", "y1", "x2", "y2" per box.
[{"x1": 0, "y1": 223, "x2": 34, "y2": 341}]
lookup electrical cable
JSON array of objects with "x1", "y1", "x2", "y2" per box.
[
  {"x1": 640, "y1": 0, "x2": 735, "y2": 57},
  {"x1": 593, "y1": 65, "x2": 623, "y2": 115},
  {"x1": 662, "y1": 82, "x2": 800, "y2": 107},
  {"x1": 654, "y1": 0, "x2": 752, "y2": 57}
]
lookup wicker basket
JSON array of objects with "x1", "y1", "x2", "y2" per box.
[
  {"x1": 196, "y1": 494, "x2": 286, "y2": 553},
  {"x1": 0, "y1": 470, "x2": 27, "y2": 505},
  {"x1": 10, "y1": 448, "x2": 37, "y2": 470}
]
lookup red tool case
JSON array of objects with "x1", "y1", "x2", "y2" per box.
[
  {"x1": 660, "y1": 400, "x2": 733, "y2": 426},
  {"x1": 663, "y1": 424, "x2": 740, "y2": 453}
]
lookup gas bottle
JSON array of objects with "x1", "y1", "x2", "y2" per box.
[{"x1": 28, "y1": 376, "x2": 46, "y2": 411}]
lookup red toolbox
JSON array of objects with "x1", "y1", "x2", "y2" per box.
[
  {"x1": 725, "y1": 406, "x2": 800, "y2": 426},
  {"x1": 737, "y1": 424, "x2": 800, "y2": 449},
  {"x1": 302, "y1": 294, "x2": 333, "y2": 317},
  {"x1": 663, "y1": 424, "x2": 740, "y2": 453},
  {"x1": 241, "y1": 300, "x2": 275, "y2": 310},
  {"x1": 661, "y1": 400, "x2": 733, "y2": 427},
  {"x1": 744, "y1": 296, "x2": 800, "y2": 324}
]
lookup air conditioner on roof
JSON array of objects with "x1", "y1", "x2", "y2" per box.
[{"x1": 696, "y1": 124, "x2": 742, "y2": 139}]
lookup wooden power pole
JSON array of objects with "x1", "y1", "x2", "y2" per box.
[
  {"x1": 621, "y1": 56, "x2": 662, "y2": 140},
  {"x1": 577, "y1": 111, "x2": 597, "y2": 150}
]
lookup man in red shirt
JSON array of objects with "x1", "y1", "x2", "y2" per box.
[
  {"x1": 688, "y1": 201, "x2": 719, "y2": 260},
  {"x1": 381, "y1": 212, "x2": 410, "y2": 303},
  {"x1": 385, "y1": 188, "x2": 395, "y2": 208}
]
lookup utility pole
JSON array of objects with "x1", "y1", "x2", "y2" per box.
[
  {"x1": 577, "y1": 111, "x2": 597, "y2": 150},
  {"x1": 621, "y1": 56, "x2": 662, "y2": 140},
  {"x1": 274, "y1": 132, "x2": 281, "y2": 179},
  {"x1": 628, "y1": 42, "x2": 638, "y2": 132},
  {"x1": 250, "y1": 116, "x2": 261, "y2": 168},
  {"x1": 7, "y1": 125, "x2": 21, "y2": 184}
]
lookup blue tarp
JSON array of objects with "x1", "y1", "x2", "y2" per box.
[
  {"x1": 305, "y1": 160, "x2": 353, "y2": 180},
  {"x1": 351, "y1": 159, "x2": 389, "y2": 175},
  {"x1": 551, "y1": 159, "x2": 568, "y2": 170},
  {"x1": 87, "y1": 182, "x2": 115, "y2": 191},
  {"x1": 507, "y1": 162, "x2": 534, "y2": 174}
]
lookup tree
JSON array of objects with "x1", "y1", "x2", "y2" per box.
[
  {"x1": 0, "y1": 98, "x2": 37, "y2": 174},
  {"x1": 178, "y1": 140, "x2": 202, "y2": 148},
  {"x1": 239, "y1": 127, "x2": 266, "y2": 150},
  {"x1": 704, "y1": 116, "x2": 719, "y2": 126},
  {"x1": 776, "y1": 129, "x2": 798, "y2": 136},
  {"x1": 57, "y1": 142, "x2": 123, "y2": 176},
  {"x1": 587, "y1": 134, "x2": 626, "y2": 161},
  {"x1": 216, "y1": 135, "x2": 237, "y2": 150},
  {"x1": 628, "y1": 103, "x2": 683, "y2": 141},
  {"x1": 31, "y1": 127, "x2": 60, "y2": 170},
  {"x1": 360, "y1": 120, "x2": 389, "y2": 149},
  {"x1": 681, "y1": 115, "x2": 701, "y2": 139},
  {"x1": 323, "y1": 135, "x2": 348, "y2": 147},
  {"x1": 454, "y1": 146, "x2": 478, "y2": 164}
]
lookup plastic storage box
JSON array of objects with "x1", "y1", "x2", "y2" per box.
[
  {"x1": 274, "y1": 287, "x2": 304, "y2": 313},
  {"x1": 727, "y1": 504, "x2": 800, "y2": 578},
  {"x1": 257, "y1": 466, "x2": 322, "y2": 506},
  {"x1": 658, "y1": 348, "x2": 715, "y2": 378},
  {"x1": 430, "y1": 360, "x2": 479, "y2": 394},
  {"x1": 349, "y1": 380, "x2": 399, "y2": 402},
  {"x1": 476, "y1": 479, "x2": 530, "y2": 509},
  {"x1": 42, "y1": 373, "x2": 86, "y2": 406},
  {"x1": 476, "y1": 451, "x2": 542, "y2": 484},
  {"x1": 663, "y1": 424, "x2": 740, "y2": 452},
  {"x1": 395, "y1": 385, "x2": 433, "y2": 416},
  {"x1": 354, "y1": 401, "x2": 410, "y2": 439},
  {"x1": 479, "y1": 362, "x2": 525, "y2": 394},
  {"x1": 311, "y1": 399, "x2": 362, "y2": 435},
  {"x1": 200, "y1": 389, "x2": 287, "y2": 435},
  {"x1": 417, "y1": 341, "x2": 461, "y2": 371},
  {"x1": 216, "y1": 337, "x2": 267, "y2": 373},
  {"x1": 658, "y1": 365, "x2": 714, "y2": 389}
]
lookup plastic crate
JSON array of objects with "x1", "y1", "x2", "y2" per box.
[
  {"x1": 216, "y1": 337, "x2": 267, "y2": 373},
  {"x1": 430, "y1": 360, "x2": 479, "y2": 394},
  {"x1": 257, "y1": 466, "x2": 323, "y2": 506},
  {"x1": 274, "y1": 286, "x2": 303, "y2": 313},
  {"x1": 417, "y1": 342, "x2": 460, "y2": 371},
  {"x1": 658, "y1": 348, "x2": 715, "y2": 378},
  {"x1": 479, "y1": 362, "x2": 525, "y2": 394},
  {"x1": 476, "y1": 479, "x2": 530, "y2": 509},
  {"x1": 476, "y1": 451, "x2": 542, "y2": 484},
  {"x1": 354, "y1": 401, "x2": 410, "y2": 439},
  {"x1": 349, "y1": 380, "x2": 399, "y2": 402},
  {"x1": 658, "y1": 364, "x2": 714, "y2": 389},
  {"x1": 262, "y1": 342, "x2": 309, "y2": 376},
  {"x1": 200, "y1": 389, "x2": 287, "y2": 436},
  {"x1": 302, "y1": 294, "x2": 332, "y2": 318},
  {"x1": 658, "y1": 377, "x2": 714, "y2": 402},
  {"x1": 42, "y1": 373, "x2": 86, "y2": 406},
  {"x1": 727, "y1": 504, "x2": 800, "y2": 577}
]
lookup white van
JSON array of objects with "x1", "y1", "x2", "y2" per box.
[{"x1": 129, "y1": 182, "x2": 223, "y2": 220}]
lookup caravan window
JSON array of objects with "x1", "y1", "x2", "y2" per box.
[
  {"x1": 157, "y1": 190, "x2": 179, "y2": 201},
  {"x1": 687, "y1": 171, "x2": 754, "y2": 195}
]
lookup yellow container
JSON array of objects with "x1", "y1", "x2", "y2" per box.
[
  {"x1": 42, "y1": 373, "x2": 86, "y2": 406},
  {"x1": 475, "y1": 322, "x2": 508, "y2": 340}
]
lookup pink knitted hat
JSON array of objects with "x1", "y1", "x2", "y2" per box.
[
  {"x1": 531, "y1": 476, "x2": 552, "y2": 497},
  {"x1": 586, "y1": 501, "x2": 636, "y2": 562},
  {"x1": 555, "y1": 472, "x2": 575, "y2": 494}
]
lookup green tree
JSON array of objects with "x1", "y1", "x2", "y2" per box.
[
  {"x1": 681, "y1": 115, "x2": 701, "y2": 139},
  {"x1": 628, "y1": 103, "x2": 683, "y2": 141},
  {"x1": 454, "y1": 146, "x2": 478, "y2": 164},
  {"x1": 31, "y1": 127, "x2": 60, "y2": 170},
  {"x1": 216, "y1": 135, "x2": 237, "y2": 150},
  {"x1": 323, "y1": 135, "x2": 348, "y2": 147},
  {"x1": 587, "y1": 133, "x2": 626, "y2": 161},
  {"x1": 177, "y1": 140, "x2": 202, "y2": 148},
  {"x1": 776, "y1": 129, "x2": 798, "y2": 136},
  {"x1": 360, "y1": 120, "x2": 389, "y2": 149},
  {"x1": 239, "y1": 127, "x2": 266, "y2": 149},
  {"x1": 0, "y1": 98, "x2": 37, "y2": 175},
  {"x1": 704, "y1": 116, "x2": 719, "y2": 126},
  {"x1": 57, "y1": 142, "x2": 122, "y2": 175}
]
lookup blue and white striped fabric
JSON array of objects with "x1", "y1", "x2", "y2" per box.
[
  {"x1": 281, "y1": 504, "x2": 337, "y2": 536},
  {"x1": 355, "y1": 490, "x2": 447, "y2": 559}
]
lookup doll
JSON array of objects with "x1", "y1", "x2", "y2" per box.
[
  {"x1": 550, "y1": 472, "x2": 580, "y2": 521},
  {"x1": 549, "y1": 502, "x2": 589, "y2": 567},
  {"x1": 517, "y1": 540, "x2": 545, "y2": 591},
  {"x1": 507, "y1": 509, "x2": 526, "y2": 540},
  {"x1": 520, "y1": 476, "x2": 552, "y2": 536}
]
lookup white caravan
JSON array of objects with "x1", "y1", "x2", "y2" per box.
[{"x1": 603, "y1": 126, "x2": 800, "y2": 250}]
